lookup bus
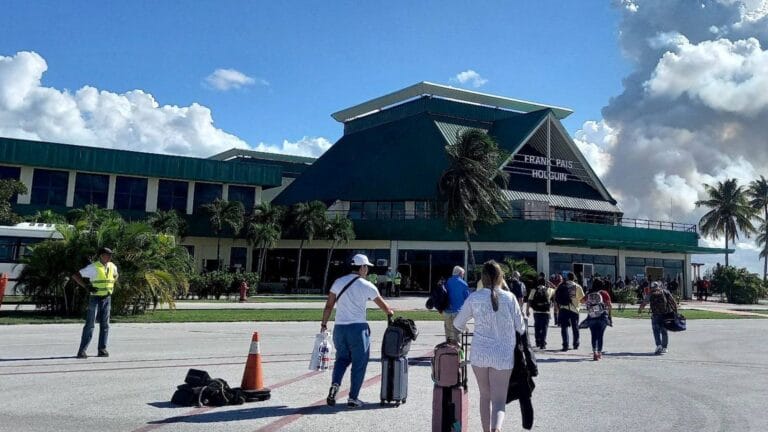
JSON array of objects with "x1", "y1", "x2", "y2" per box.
[{"x1": 0, "y1": 223, "x2": 63, "y2": 296}]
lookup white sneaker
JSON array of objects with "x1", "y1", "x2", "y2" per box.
[
  {"x1": 347, "y1": 398, "x2": 364, "y2": 408},
  {"x1": 661, "y1": 347, "x2": 668, "y2": 354},
  {"x1": 654, "y1": 346, "x2": 663, "y2": 355}
]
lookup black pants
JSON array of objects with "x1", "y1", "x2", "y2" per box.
[
  {"x1": 532, "y1": 313, "x2": 550, "y2": 348},
  {"x1": 559, "y1": 309, "x2": 580, "y2": 349}
]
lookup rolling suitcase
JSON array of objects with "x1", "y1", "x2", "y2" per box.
[
  {"x1": 432, "y1": 332, "x2": 470, "y2": 432},
  {"x1": 380, "y1": 356, "x2": 408, "y2": 406}
]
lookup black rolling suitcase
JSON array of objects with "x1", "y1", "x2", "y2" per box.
[{"x1": 380, "y1": 316, "x2": 416, "y2": 406}]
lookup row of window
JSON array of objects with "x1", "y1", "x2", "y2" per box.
[
  {"x1": 0, "y1": 167, "x2": 256, "y2": 213},
  {"x1": 347, "y1": 201, "x2": 439, "y2": 220}
]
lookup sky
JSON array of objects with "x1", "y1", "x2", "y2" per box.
[{"x1": 1, "y1": 0, "x2": 767, "y2": 274}]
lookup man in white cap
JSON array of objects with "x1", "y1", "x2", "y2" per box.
[{"x1": 321, "y1": 253, "x2": 393, "y2": 408}]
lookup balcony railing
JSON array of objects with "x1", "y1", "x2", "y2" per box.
[{"x1": 328, "y1": 209, "x2": 698, "y2": 233}]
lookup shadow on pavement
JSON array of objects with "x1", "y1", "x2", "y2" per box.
[
  {"x1": 150, "y1": 402, "x2": 394, "y2": 424},
  {"x1": 147, "y1": 402, "x2": 176, "y2": 409},
  {"x1": 537, "y1": 358, "x2": 587, "y2": 363},
  {"x1": 603, "y1": 352, "x2": 657, "y2": 358}
]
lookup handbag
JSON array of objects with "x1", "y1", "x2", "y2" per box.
[{"x1": 663, "y1": 312, "x2": 686, "y2": 332}]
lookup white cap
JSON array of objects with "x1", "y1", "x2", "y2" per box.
[{"x1": 351, "y1": 254, "x2": 374, "y2": 267}]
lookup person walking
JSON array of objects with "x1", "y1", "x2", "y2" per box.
[
  {"x1": 509, "y1": 271, "x2": 526, "y2": 306},
  {"x1": 321, "y1": 254, "x2": 393, "y2": 408},
  {"x1": 525, "y1": 277, "x2": 554, "y2": 349},
  {"x1": 638, "y1": 281, "x2": 677, "y2": 355},
  {"x1": 555, "y1": 272, "x2": 585, "y2": 352},
  {"x1": 443, "y1": 265, "x2": 470, "y2": 343},
  {"x1": 73, "y1": 247, "x2": 118, "y2": 359},
  {"x1": 582, "y1": 284, "x2": 612, "y2": 360},
  {"x1": 454, "y1": 261, "x2": 526, "y2": 432}
]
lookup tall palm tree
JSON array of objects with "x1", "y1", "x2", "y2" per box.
[
  {"x1": 147, "y1": 209, "x2": 187, "y2": 238},
  {"x1": 748, "y1": 176, "x2": 768, "y2": 280},
  {"x1": 322, "y1": 215, "x2": 355, "y2": 292},
  {"x1": 291, "y1": 200, "x2": 327, "y2": 292},
  {"x1": 695, "y1": 179, "x2": 756, "y2": 266},
  {"x1": 757, "y1": 221, "x2": 768, "y2": 280},
  {"x1": 202, "y1": 198, "x2": 244, "y2": 270},
  {"x1": 438, "y1": 129, "x2": 510, "y2": 271},
  {"x1": 244, "y1": 203, "x2": 284, "y2": 281}
]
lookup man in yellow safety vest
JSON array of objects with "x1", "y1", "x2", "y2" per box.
[{"x1": 73, "y1": 247, "x2": 119, "y2": 359}]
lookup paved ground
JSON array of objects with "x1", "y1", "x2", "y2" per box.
[{"x1": 1, "y1": 318, "x2": 767, "y2": 432}]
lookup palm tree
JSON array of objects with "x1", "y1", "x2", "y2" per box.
[
  {"x1": 26, "y1": 209, "x2": 66, "y2": 224},
  {"x1": 757, "y1": 221, "x2": 768, "y2": 279},
  {"x1": 695, "y1": 179, "x2": 756, "y2": 266},
  {"x1": 201, "y1": 198, "x2": 244, "y2": 270},
  {"x1": 67, "y1": 204, "x2": 121, "y2": 232},
  {"x1": 748, "y1": 176, "x2": 768, "y2": 280},
  {"x1": 244, "y1": 203, "x2": 284, "y2": 281},
  {"x1": 322, "y1": 215, "x2": 355, "y2": 292},
  {"x1": 438, "y1": 129, "x2": 510, "y2": 271},
  {"x1": 291, "y1": 201, "x2": 327, "y2": 292},
  {"x1": 147, "y1": 209, "x2": 187, "y2": 238}
]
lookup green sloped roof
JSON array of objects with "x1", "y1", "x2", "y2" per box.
[
  {"x1": 0, "y1": 137, "x2": 282, "y2": 186},
  {"x1": 488, "y1": 109, "x2": 551, "y2": 154}
]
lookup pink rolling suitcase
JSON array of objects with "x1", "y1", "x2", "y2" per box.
[{"x1": 432, "y1": 332, "x2": 470, "y2": 432}]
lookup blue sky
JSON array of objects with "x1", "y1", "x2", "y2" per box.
[{"x1": 0, "y1": 0, "x2": 628, "y2": 147}]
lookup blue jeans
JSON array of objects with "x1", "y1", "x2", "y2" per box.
[
  {"x1": 78, "y1": 295, "x2": 111, "y2": 352},
  {"x1": 559, "y1": 309, "x2": 580, "y2": 348},
  {"x1": 651, "y1": 314, "x2": 669, "y2": 348},
  {"x1": 532, "y1": 313, "x2": 550, "y2": 347},
  {"x1": 331, "y1": 323, "x2": 371, "y2": 399},
  {"x1": 588, "y1": 318, "x2": 608, "y2": 352}
]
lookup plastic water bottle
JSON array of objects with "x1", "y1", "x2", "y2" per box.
[{"x1": 319, "y1": 341, "x2": 331, "y2": 370}]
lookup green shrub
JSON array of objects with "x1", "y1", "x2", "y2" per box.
[
  {"x1": 613, "y1": 288, "x2": 636, "y2": 311},
  {"x1": 711, "y1": 265, "x2": 763, "y2": 304}
]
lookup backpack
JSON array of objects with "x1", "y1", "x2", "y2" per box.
[
  {"x1": 171, "y1": 369, "x2": 245, "y2": 407},
  {"x1": 510, "y1": 279, "x2": 526, "y2": 300},
  {"x1": 649, "y1": 289, "x2": 670, "y2": 315},
  {"x1": 586, "y1": 291, "x2": 606, "y2": 318},
  {"x1": 530, "y1": 286, "x2": 551, "y2": 312},
  {"x1": 555, "y1": 282, "x2": 576, "y2": 306},
  {"x1": 427, "y1": 282, "x2": 450, "y2": 313}
]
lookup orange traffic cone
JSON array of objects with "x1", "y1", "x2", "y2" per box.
[{"x1": 241, "y1": 332, "x2": 271, "y2": 402}]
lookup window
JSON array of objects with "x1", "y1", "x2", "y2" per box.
[
  {"x1": 114, "y1": 176, "x2": 148, "y2": 211},
  {"x1": 228, "y1": 185, "x2": 255, "y2": 212},
  {"x1": 30, "y1": 169, "x2": 68, "y2": 206},
  {"x1": 230, "y1": 246, "x2": 247, "y2": 271},
  {"x1": 414, "y1": 201, "x2": 436, "y2": 219},
  {"x1": 157, "y1": 179, "x2": 189, "y2": 212},
  {"x1": 363, "y1": 202, "x2": 377, "y2": 220},
  {"x1": 74, "y1": 173, "x2": 109, "y2": 208},
  {"x1": 194, "y1": 182, "x2": 222, "y2": 213},
  {"x1": 377, "y1": 201, "x2": 392, "y2": 219},
  {"x1": 0, "y1": 165, "x2": 20, "y2": 180},
  {"x1": 348, "y1": 201, "x2": 363, "y2": 220},
  {"x1": 392, "y1": 202, "x2": 405, "y2": 220},
  {"x1": 0, "y1": 237, "x2": 43, "y2": 263},
  {"x1": 182, "y1": 245, "x2": 195, "y2": 257}
]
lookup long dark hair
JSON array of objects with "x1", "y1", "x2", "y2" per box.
[{"x1": 481, "y1": 260, "x2": 504, "y2": 312}]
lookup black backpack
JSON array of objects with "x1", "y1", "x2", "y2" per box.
[
  {"x1": 510, "y1": 279, "x2": 526, "y2": 300},
  {"x1": 171, "y1": 369, "x2": 245, "y2": 407},
  {"x1": 555, "y1": 282, "x2": 576, "y2": 306},
  {"x1": 530, "y1": 286, "x2": 551, "y2": 312},
  {"x1": 426, "y1": 282, "x2": 450, "y2": 313}
]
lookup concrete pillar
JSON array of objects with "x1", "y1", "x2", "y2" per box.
[
  {"x1": 186, "y1": 182, "x2": 195, "y2": 215},
  {"x1": 536, "y1": 242, "x2": 549, "y2": 275},
  {"x1": 405, "y1": 201, "x2": 415, "y2": 219},
  {"x1": 65, "y1": 171, "x2": 76, "y2": 207},
  {"x1": 618, "y1": 249, "x2": 627, "y2": 280},
  {"x1": 684, "y1": 254, "x2": 692, "y2": 299},
  {"x1": 106, "y1": 175, "x2": 116, "y2": 210},
  {"x1": 17, "y1": 166, "x2": 33, "y2": 204},
  {"x1": 146, "y1": 178, "x2": 159, "y2": 212},
  {"x1": 389, "y1": 240, "x2": 398, "y2": 271},
  {"x1": 222, "y1": 184, "x2": 229, "y2": 201},
  {"x1": 254, "y1": 186, "x2": 262, "y2": 204}
]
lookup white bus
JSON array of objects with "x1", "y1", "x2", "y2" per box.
[{"x1": 0, "y1": 223, "x2": 63, "y2": 296}]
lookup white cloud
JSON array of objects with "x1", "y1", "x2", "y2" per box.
[
  {"x1": 204, "y1": 68, "x2": 265, "y2": 91},
  {"x1": 645, "y1": 37, "x2": 768, "y2": 115},
  {"x1": 573, "y1": 120, "x2": 617, "y2": 178},
  {"x1": 0, "y1": 51, "x2": 331, "y2": 159},
  {"x1": 451, "y1": 70, "x2": 488, "y2": 88},
  {"x1": 253, "y1": 136, "x2": 332, "y2": 158}
]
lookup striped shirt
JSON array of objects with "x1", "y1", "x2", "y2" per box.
[{"x1": 453, "y1": 287, "x2": 526, "y2": 370}]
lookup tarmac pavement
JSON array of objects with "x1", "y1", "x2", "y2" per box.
[{"x1": 1, "y1": 318, "x2": 767, "y2": 431}]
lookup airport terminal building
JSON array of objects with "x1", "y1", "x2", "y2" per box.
[{"x1": 0, "y1": 83, "x2": 725, "y2": 297}]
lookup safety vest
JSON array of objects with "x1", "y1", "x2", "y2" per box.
[
  {"x1": 91, "y1": 261, "x2": 117, "y2": 296},
  {"x1": 367, "y1": 274, "x2": 378, "y2": 284},
  {"x1": 394, "y1": 273, "x2": 402, "y2": 285}
]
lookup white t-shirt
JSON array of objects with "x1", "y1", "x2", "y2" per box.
[
  {"x1": 330, "y1": 274, "x2": 380, "y2": 325},
  {"x1": 79, "y1": 262, "x2": 119, "y2": 280}
]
